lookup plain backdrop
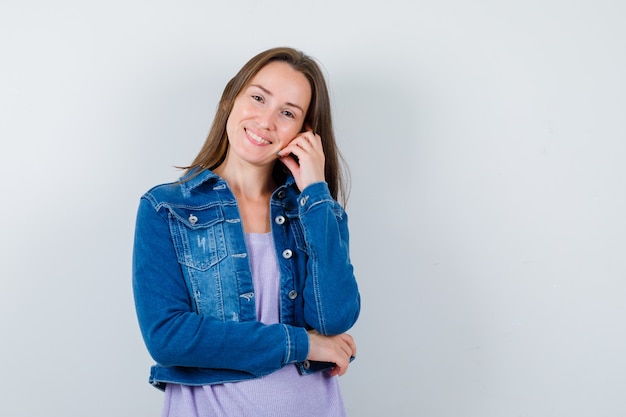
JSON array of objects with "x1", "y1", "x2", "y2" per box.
[{"x1": 1, "y1": 1, "x2": 625, "y2": 416}]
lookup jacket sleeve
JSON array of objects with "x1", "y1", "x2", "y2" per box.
[
  {"x1": 298, "y1": 182, "x2": 361, "y2": 335},
  {"x1": 132, "y1": 195, "x2": 309, "y2": 374}
]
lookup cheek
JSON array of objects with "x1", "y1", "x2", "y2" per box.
[
  {"x1": 285, "y1": 119, "x2": 305, "y2": 135},
  {"x1": 225, "y1": 103, "x2": 248, "y2": 133},
  {"x1": 280, "y1": 125, "x2": 302, "y2": 142},
  {"x1": 230, "y1": 97, "x2": 254, "y2": 119}
]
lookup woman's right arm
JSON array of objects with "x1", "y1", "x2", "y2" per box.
[{"x1": 132, "y1": 196, "x2": 309, "y2": 375}]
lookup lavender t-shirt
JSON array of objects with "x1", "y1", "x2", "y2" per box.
[{"x1": 161, "y1": 233, "x2": 346, "y2": 417}]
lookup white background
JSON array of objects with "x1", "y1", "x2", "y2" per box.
[{"x1": 1, "y1": 1, "x2": 625, "y2": 416}]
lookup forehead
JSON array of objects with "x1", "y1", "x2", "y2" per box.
[{"x1": 247, "y1": 61, "x2": 312, "y2": 105}]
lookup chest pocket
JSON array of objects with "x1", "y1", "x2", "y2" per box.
[{"x1": 167, "y1": 204, "x2": 228, "y2": 271}]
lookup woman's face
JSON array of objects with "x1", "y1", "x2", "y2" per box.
[{"x1": 225, "y1": 61, "x2": 312, "y2": 169}]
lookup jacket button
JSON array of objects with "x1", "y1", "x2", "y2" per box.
[
  {"x1": 282, "y1": 249, "x2": 293, "y2": 259},
  {"x1": 275, "y1": 215, "x2": 285, "y2": 225},
  {"x1": 300, "y1": 196, "x2": 308, "y2": 206},
  {"x1": 303, "y1": 360, "x2": 311, "y2": 370},
  {"x1": 288, "y1": 290, "x2": 298, "y2": 300},
  {"x1": 277, "y1": 190, "x2": 286, "y2": 199},
  {"x1": 188, "y1": 214, "x2": 198, "y2": 225}
]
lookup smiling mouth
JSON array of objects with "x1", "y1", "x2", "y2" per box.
[{"x1": 246, "y1": 129, "x2": 271, "y2": 145}]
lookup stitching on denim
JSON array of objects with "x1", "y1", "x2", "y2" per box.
[
  {"x1": 311, "y1": 247, "x2": 327, "y2": 334},
  {"x1": 283, "y1": 324, "x2": 291, "y2": 363}
]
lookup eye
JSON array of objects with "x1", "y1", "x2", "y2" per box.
[
  {"x1": 251, "y1": 94, "x2": 264, "y2": 102},
  {"x1": 282, "y1": 110, "x2": 295, "y2": 119}
]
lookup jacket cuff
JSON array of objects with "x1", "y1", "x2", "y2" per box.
[
  {"x1": 297, "y1": 181, "x2": 334, "y2": 212},
  {"x1": 282, "y1": 325, "x2": 309, "y2": 364}
]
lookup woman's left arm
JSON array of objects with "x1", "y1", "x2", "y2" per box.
[
  {"x1": 298, "y1": 181, "x2": 361, "y2": 335},
  {"x1": 279, "y1": 130, "x2": 360, "y2": 335}
]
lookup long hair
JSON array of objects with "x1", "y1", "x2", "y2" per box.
[{"x1": 183, "y1": 47, "x2": 349, "y2": 206}]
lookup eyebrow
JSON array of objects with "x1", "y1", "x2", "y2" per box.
[{"x1": 249, "y1": 84, "x2": 305, "y2": 114}]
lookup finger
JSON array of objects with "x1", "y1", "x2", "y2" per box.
[
  {"x1": 303, "y1": 132, "x2": 323, "y2": 153},
  {"x1": 279, "y1": 137, "x2": 307, "y2": 156},
  {"x1": 295, "y1": 135, "x2": 314, "y2": 150},
  {"x1": 334, "y1": 333, "x2": 355, "y2": 357},
  {"x1": 279, "y1": 154, "x2": 300, "y2": 174},
  {"x1": 334, "y1": 341, "x2": 352, "y2": 368},
  {"x1": 336, "y1": 340, "x2": 352, "y2": 360},
  {"x1": 302, "y1": 131, "x2": 321, "y2": 144},
  {"x1": 343, "y1": 334, "x2": 357, "y2": 357},
  {"x1": 291, "y1": 136, "x2": 322, "y2": 159},
  {"x1": 284, "y1": 138, "x2": 313, "y2": 158},
  {"x1": 331, "y1": 359, "x2": 349, "y2": 377},
  {"x1": 329, "y1": 360, "x2": 345, "y2": 377}
]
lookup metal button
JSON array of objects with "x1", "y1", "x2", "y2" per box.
[
  {"x1": 288, "y1": 290, "x2": 298, "y2": 300},
  {"x1": 303, "y1": 360, "x2": 311, "y2": 370},
  {"x1": 188, "y1": 214, "x2": 198, "y2": 225},
  {"x1": 300, "y1": 196, "x2": 308, "y2": 206},
  {"x1": 277, "y1": 190, "x2": 286, "y2": 199},
  {"x1": 275, "y1": 215, "x2": 285, "y2": 225},
  {"x1": 282, "y1": 249, "x2": 293, "y2": 259}
]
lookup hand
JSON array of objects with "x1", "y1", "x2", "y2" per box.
[
  {"x1": 277, "y1": 129, "x2": 325, "y2": 191},
  {"x1": 306, "y1": 330, "x2": 357, "y2": 377}
]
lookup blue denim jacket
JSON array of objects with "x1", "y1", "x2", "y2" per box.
[{"x1": 132, "y1": 169, "x2": 360, "y2": 390}]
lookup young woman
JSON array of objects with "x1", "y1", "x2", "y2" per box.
[{"x1": 132, "y1": 47, "x2": 360, "y2": 416}]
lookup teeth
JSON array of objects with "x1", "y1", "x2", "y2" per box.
[{"x1": 247, "y1": 130, "x2": 270, "y2": 145}]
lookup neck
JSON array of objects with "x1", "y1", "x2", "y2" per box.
[
  {"x1": 214, "y1": 158, "x2": 276, "y2": 199},
  {"x1": 214, "y1": 157, "x2": 276, "y2": 234}
]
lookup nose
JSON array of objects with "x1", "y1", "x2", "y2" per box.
[{"x1": 258, "y1": 107, "x2": 277, "y2": 130}]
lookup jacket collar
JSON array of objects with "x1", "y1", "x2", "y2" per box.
[{"x1": 179, "y1": 167, "x2": 296, "y2": 194}]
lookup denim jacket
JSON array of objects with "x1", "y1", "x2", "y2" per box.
[{"x1": 132, "y1": 169, "x2": 360, "y2": 390}]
